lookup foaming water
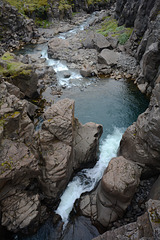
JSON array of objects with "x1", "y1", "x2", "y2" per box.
[
  {"x1": 56, "y1": 127, "x2": 124, "y2": 226},
  {"x1": 41, "y1": 46, "x2": 89, "y2": 89}
]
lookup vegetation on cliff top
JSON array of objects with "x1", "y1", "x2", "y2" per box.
[
  {"x1": 6, "y1": 0, "x2": 48, "y2": 13},
  {"x1": 97, "y1": 16, "x2": 133, "y2": 45},
  {"x1": 87, "y1": 0, "x2": 109, "y2": 5}
]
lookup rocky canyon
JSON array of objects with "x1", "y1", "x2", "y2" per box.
[{"x1": 0, "y1": 0, "x2": 160, "y2": 239}]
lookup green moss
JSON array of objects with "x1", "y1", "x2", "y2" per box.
[
  {"x1": 58, "y1": 0, "x2": 73, "y2": 11},
  {"x1": 6, "y1": 0, "x2": 48, "y2": 13},
  {"x1": 35, "y1": 19, "x2": 52, "y2": 28},
  {"x1": 87, "y1": 0, "x2": 108, "y2": 5},
  {"x1": 0, "y1": 119, "x2": 5, "y2": 127},
  {"x1": 1, "y1": 160, "x2": 13, "y2": 170},
  {"x1": 6, "y1": 0, "x2": 49, "y2": 23},
  {"x1": 11, "y1": 111, "x2": 20, "y2": 118},
  {"x1": 0, "y1": 53, "x2": 32, "y2": 78},
  {"x1": 118, "y1": 28, "x2": 133, "y2": 45},
  {"x1": 97, "y1": 16, "x2": 133, "y2": 45},
  {"x1": 1, "y1": 52, "x2": 14, "y2": 61}
]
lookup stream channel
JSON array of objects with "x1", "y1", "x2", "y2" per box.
[{"x1": 14, "y1": 13, "x2": 149, "y2": 240}]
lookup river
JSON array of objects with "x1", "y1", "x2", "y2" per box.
[{"x1": 14, "y1": 12, "x2": 149, "y2": 240}]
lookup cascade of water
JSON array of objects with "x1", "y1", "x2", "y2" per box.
[{"x1": 56, "y1": 127, "x2": 124, "y2": 227}]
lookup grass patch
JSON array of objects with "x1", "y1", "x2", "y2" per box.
[
  {"x1": 0, "y1": 52, "x2": 32, "y2": 77},
  {"x1": 6, "y1": 0, "x2": 49, "y2": 23},
  {"x1": 87, "y1": 0, "x2": 109, "y2": 5},
  {"x1": 6, "y1": 0, "x2": 48, "y2": 13},
  {"x1": 58, "y1": 0, "x2": 73, "y2": 11},
  {"x1": 97, "y1": 17, "x2": 133, "y2": 45},
  {"x1": 35, "y1": 19, "x2": 52, "y2": 28},
  {"x1": 1, "y1": 52, "x2": 14, "y2": 61}
]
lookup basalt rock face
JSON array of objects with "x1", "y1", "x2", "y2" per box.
[
  {"x1": 119, "y1": 82, "x2": 160, "y2": 169},
  {"x1": 0, "y1": 1, "x2": 39, "y2": 54},
  {"x1": 72, "y1": 0, "x2": 114, "y2": 13},
  {"x1": 38, "y1": 98, "x2": 103, "y2": 201},
  {"x1": 0, "y1": 81, "x2": 43, "y2": 234},
  {"x1": 115, "y1": 0, "x2": 160, "y2": 93},
  {"x1": 0, "y1": 82, "x2": 102, "y2": 233}
]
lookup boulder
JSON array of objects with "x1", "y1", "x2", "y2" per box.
[
  {"x1": 96, "y1": 156, "x2": 142, "y2": 227},
  {"x1": 83, "y1": 32, "x2": 111, "y2": 52},
  {"x1": 98, "y1": 49, "x2": 120, "y2": 66},
  {"x1": 48, "y1": 38, "x2": 70, "y2": 59}
]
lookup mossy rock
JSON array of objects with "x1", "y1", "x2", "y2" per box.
[{"x1": 0, "y1": 52, "x2": 38, "y2": 98}]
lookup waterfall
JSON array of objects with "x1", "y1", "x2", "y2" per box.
[{"x1": 56, "y1": 127, "x2": 124, "y2": 227}]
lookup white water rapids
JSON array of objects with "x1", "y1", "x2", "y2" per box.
[{"x1": 56, "y1": 127, "x2": 124, "y2": 227}]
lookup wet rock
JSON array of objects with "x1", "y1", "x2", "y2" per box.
[
  {"x1": 96, "y1": 156, "x2": 142, "y2": 227},
  {"x1": 61, "y1": 216, "x2": 99, "y2": 240},
  {"x1": 137, "y1": 82, "x2": 148, "y2": 94},
  {"x1": 61, "y1": 70, "x2": 71, "y2": 78},
  {"x1": 79, "y1": 190, "x2": 97, "y2": 221},
  {"x1": 80, "y1": 66, "x2": 93, "y2": 77}
]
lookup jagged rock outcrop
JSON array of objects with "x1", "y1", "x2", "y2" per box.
[
  {"x1": 115, "y1": 0, "x2": 160, "y2": 93},
  {"x1": 38, "y1": 98, "x2": 103, "y2": 201},
  {"x1": 119, "y1": 82, "x2": 160, "y2": 169},
  {"x1": 0, "y1": 81, "x2": 43, "y2": 233},
  {"x1": 0, "y1": 1, "x2": 39, "y2": 54}
]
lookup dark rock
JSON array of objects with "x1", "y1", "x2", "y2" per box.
[
  {"x1": 149, "y1": 175, "x2": 160, "y2": 200},
  {"x1": 93, "y1": 211, "x2": 153, "y2": 240},
  {"x1": 0, "y1": 2, "x2": 38, "y2": 53}
]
